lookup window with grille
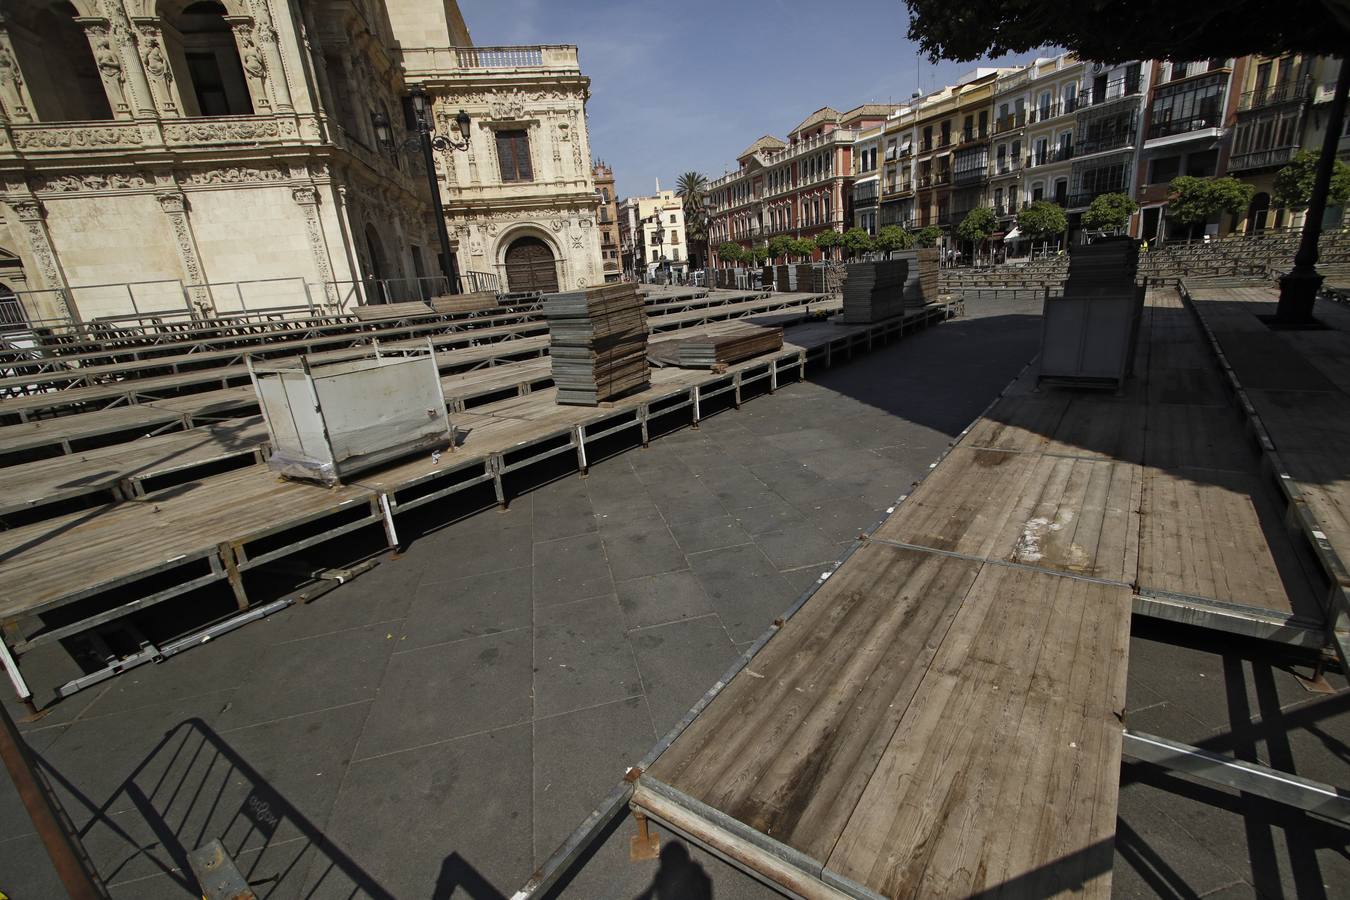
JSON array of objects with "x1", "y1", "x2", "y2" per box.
[{"x1": 495, "y1": 130, "x2": 533, "y2": 182}]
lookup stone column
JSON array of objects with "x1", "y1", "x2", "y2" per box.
[
  {"x1": 131, "y1": 19, "x2": 182, "y2": 117},
  {"x1": 249, "y1": 0, "x2": 292, "y2": 111},
  {"x1": 224, "y1": 17, "x2": 271, "y2": 114},
  {"x1": 156, "y1": 191, "x2": 211, "y2": 314},
  {"x1": 292, "y1": 185, "x2": 338, "y2": 304},
  {"x1": 76, "y1": 17, "x2": 133, "y2": 120},
  {"x1": 101, "y1": 0, "x2": 156, "y2": 118},
  {"x1": 9, "y1": 198, "x2": 77, "y2": 323},
  {"x1": 0, "y1": 30, "x2": 35, "y2": 123}
]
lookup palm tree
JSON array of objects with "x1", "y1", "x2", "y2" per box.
[{"x1": 676, "y1": 171, "x2": 709, "y2": 268}]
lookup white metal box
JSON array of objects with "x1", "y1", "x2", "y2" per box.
[{"x1": 248, "y1": 342, "x2": 452, "y2": 485}]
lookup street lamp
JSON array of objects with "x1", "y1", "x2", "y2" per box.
[{"x1": 375, "y1": 84, "x2": 472, "y2": 294}]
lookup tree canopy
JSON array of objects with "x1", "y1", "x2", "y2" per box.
[
  {"x1": 1082, "y1": 193, "x2": 1138, "y2": 233},
  {"x1": 841, "y1": 227, "x2": 875, "y2": 257},
  {"x1": 955, "y1": 207, "x2": 997, "y2": 245},
  {"x1": 874, "y1": 225, "x2": 913, "y2": 253},
  {"x1": 1168, "y1": 176, "x2": 1255, "y2": 226},
  {"x1": 1016, "y1": 201, "x2": 1067, "y2": 242},
  {"x1": 1273, "y1": 150, "x2": 1350, "y2": 210},
  {"x1": 814, "y1": 229, "x2": 842, "y2": 253},
  {"x1": 752, "y1": 245, "x2": 771, "y2": 265},
  {"x1": 767, "y1": 235, "x2": 793, "y2": 261},
  {"x1": 914, "y1": 226, "x2": 944, "y2": 248},
  {"x1": 788, "y1": 237, "x2": 818, "y2": 260},
  {"x1": 902, "y1": 0, "x2": 1347, "y2": 64},
  {"x1": 716, "y1": 241, "x2": 744, "y2": 264}
]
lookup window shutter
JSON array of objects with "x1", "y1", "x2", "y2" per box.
[
  {"x1": 514, "y1": 132, "x2": 533, "y2": 181},
  {"x1": 496, "y1": 131, "x2": 516, "y2": 180}
]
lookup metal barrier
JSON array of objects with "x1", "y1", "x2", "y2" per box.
[
  {"x1": 326, "y1": 272, "x2": 503, "y2": 312},
  {"x1": 8, "y1": 277, "x2": 320, "y2": 328}
]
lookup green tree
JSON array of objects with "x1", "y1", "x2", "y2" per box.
[
  {"x1": 841, "y1": 227, "x2": 875, "y2": 258},
  {"x1": 1273, "y1": 150, "x2": 1350, "y2": 211},
  {"x1": 1082, "y1": 192, "x2": 1138, "y2": 233},
  {"x1": 676, "y1": 172, "x2": 710, "y2": 267},
  {"x1": 751, "y1": 245, "x2": 771, "y2": 266},
  {"x1": 956, "y1": 207, "x2": 997, "y2": 244},
  {"x1": 914, "y1": 225, "x2": 945, "y2": 248},
  {"x1": 788, "y1": 237, "x2": 818, "y2": 261},
  {"x1": 874, "y1": 225, "x2": 913, "y2": 253},
  {"x1": 767, "y1": 235, "x2": 794, "y2": 262},
  {"x1": 1016, "y1": 201, "x2": 1067, "y2": 244},
  {"x1": 1168, "y1": 176, "x2": 1254, "y2": 231},
  {"x1": 814, "y1": 228, "x2": 842, "y2": 260},
  {"x1": 716, "y1": 241, "x2": 743, "y2": 265}
]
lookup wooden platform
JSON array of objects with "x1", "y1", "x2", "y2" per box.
[
  {"x1": 0, "y1": 302, "x2": 952, "y2": 665},
  {"x1": 632, "y1": 287, "x2": 1327, "y2": 899}
]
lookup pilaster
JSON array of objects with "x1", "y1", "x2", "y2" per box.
[
  {"x1": 75, "y1": 17, "x2": 135, "y2": 121},
  {"x1": 225, "y1": 16, "x2": 271, "y2": 115},
  {"x1": 8, "y1": 197, "x2": 76, "y2": 323},
  {"x1": 0, "y1": 29, "x2": 35, "y2": 123},
  {"x1": 131, "y1": 18, "x2": 181, "y2": 117},
  {"x1": 249, "y1": 0, "x2": 293, "y2": 111},
  {"x1": 156, "y1": 191, "x2": 210, "y2": 312},
  {"x1": 292, "y1": 184, "x2": 337, "y2": 303}
]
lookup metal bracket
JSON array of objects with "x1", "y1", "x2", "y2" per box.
[
  {"x1": 1122, "y1": 729, "x2": 1350, "y2": 824},
  {"x1": 629, "y1": 810, "x2": 660, "y2": 861}
]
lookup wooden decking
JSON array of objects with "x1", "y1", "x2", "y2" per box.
[
  {"x1": 635, "y1": 286, "x2": 1327, "y2": 899},
  {"x1": 0, "y1": 299, "x2": 952, "y2": 659}
]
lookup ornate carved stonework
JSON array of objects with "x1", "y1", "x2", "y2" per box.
[
  {"x1": 489, "y1": 88, "x2": 526, "y2": 120},
  {"x1": 36, "y1": 172, "x2": 149, "y2": 193},
  {"x1": 0, "y1": 41, "x2": 34, "y2": 123},
  {"x1": 15, "y1": 127, "x2": 144, "y2": 149},
  {"x1": 291, "y1": 184, "x2": 336, "y2": 298},
  {"x1": 162, "y1": 118, "x2": 294, "y2": 144},
  {"x1": 178, "y1": 166, "x2": 286, "y2": 186}
]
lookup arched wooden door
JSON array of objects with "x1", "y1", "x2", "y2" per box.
[{"x1": 504, "y1": 236, "x2": 559, "y2": 293}]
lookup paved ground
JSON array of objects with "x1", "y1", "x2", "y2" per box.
[{"x1": 2, "y1": 296, "x2": 1347, "y2": 900}]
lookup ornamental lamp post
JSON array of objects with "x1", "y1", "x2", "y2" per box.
[{"x1": 375, "y1": 84, "x2": 472, "y2": 295}]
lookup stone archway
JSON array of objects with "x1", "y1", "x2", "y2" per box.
[{"x1": 502, "y1": 234, "x2": 559, "y2": 293}]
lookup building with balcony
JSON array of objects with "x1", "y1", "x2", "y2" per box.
[
  {"x1": 1229, "y1": 55, "x2": 1348, "y2": 234},
  {"x1": 878, "y1": 103, "x2": 917, "y2": 231},
  {"x1": 852, "y1": 124, "x2": 880, "y2": 234},
  {"x1": 1064, "y1": 61, "x2": 1148, "y2": 239},
  {"x1": 0, "y1": 0, "x2": 604, "y2": 323},
  {"x1": 908, "y1": 69, "x2": 1004, "y2": 239},
  {"x1": 1133, "y1": 58, "x2": 1244, "y2": 240},
  {"x1": 593, "y1": 160, "x2": 620, "y2": 281},
  {"x1": 707, "y1": 104, "x2": 894, "y2": 264},
  {"x1": 617, "y1": 188, "x2": 684, "y2": 280}
]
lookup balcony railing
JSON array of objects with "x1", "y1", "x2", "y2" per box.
[
  {"x1": 993, "y1": 112, "x2": 1027, "y2": 134},
  {"x1": 1148, "y1": 114, "x2": 1220, "y2": 139},
  {"x1": 1238, "y1": 77, "x2": 1313, "y2": 111},
  {"x1": 1027, "y1": 97, "x2": 1079, "y2": 124},
  {"x1": 1086, "y1": 74, "x2": 1143, "y2": 107},
  {"x1": 1028, "y1": 146, "x2": 1074, "y2": 167},
  {"x1": 1076, "y1": 130, "x2": 1136, "y2": 155},
  {"x1": 1066, "y1": 189, "x2": 1123, "y2": 208},
  {"x1": 957, "y1": 127, "x2": 990, "y2": 146},
  {"x1": 401, "y1": 45, "x2": 578, "y2": 76},
  {"x1": 1229, "y1": 145, "x2": 1301, "y2": 172},
  {"x1": 992, "y1": 158, "x2": 1023, "y2": 176},
  {"x1": 953, "y1": 167, "x2": 988, "y2": 186}
]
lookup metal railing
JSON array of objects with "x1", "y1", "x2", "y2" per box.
[
  {"x1": 1238, "y1": 76, "x2": 1312, "y2": 111},
  {"x1": 1149, "y1": 114, "x2": 1220, "y2": 139},
  {"x1": 1229, "y1": 145, "x2": 1301, "y2": 172}
]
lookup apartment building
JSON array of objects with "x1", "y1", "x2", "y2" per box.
[
  {"x1": 906, "y1": 70, "x2": 1003, "y2": 239},
  {"x1": 1229, "y1": 56, "x2": 1349, "y2": 233},
  {"x1": 617, "y1": 189, "x2": 685, "y2": 280},
  {"x1": 593, "y1": 162, "x2": 621, "y2": 281},
  {"x1": 991, "y1": 55, "x2": 1085, "y2": 231},
  {"x1": 707, "y1": 104, "x2": 894, "y2": 263},
  {"x1": 852, "y1": 125, "x2": 882, "y2": 235},
  {"x1": 878, "y1": 103, "x2": 918, "y2": 231},
  {"x1": 1065, "y1": 61, "x2": 1149, "y2": 239},
  {"x1": 1134, "y1": 59, "x2": 1246, "y2": 240}
]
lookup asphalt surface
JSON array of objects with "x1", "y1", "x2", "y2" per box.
[{"x1": 1, "y1": 295, "x2": 1346, "y2": 899}]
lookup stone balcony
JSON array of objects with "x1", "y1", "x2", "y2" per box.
[
  {"x1": 400, "y1": 45, "x2": 581, "y2": 79},
  {"x1": 0, "y1": 112, "x2": 323, "y2": 158}
]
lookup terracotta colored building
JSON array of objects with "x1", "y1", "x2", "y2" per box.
[{"x1": 593, "y1": 161, "x2": 621, "y2": 281}]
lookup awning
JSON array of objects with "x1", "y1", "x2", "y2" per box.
[{"x1": 1004, "y1": 226, "x2": 1022, "y2": 241}]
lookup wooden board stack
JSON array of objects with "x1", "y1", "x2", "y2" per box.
[
  {"x1": 1066, "y1": 238, "x2": 1141, "y2": 293},
  {"x1": 841, "y1": 259, "x2": 912, "y2": 323},
  {"x1": 775, "y1": 265, "x2": 797, "y2": 292},
  {"x1": 648, "y1": 324, "x2": 784, "y2": 369},
  {"x1": 544, "y1": 283, "x2": 650, "y2": 405},
  {"x1": 796, "y1": 265, "x2": 828, "y2": 294},
  {"x1": 430, "y1": 291, "x2": 499, "y2": 315}
]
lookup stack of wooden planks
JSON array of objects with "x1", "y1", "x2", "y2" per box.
[
  {"x1": 1066, "y1": 237, "x2": 1140, "y2": 294},
  {"x1": 647, "y1": 324, "x2": 784, "y2": 369},
  {"x1": 775, "y1": 265, "x2": 797, "y2": 293},
  {"x1": 842, "y1": 259, "x2": 912, "y2": 323},
  {"x1": 795, "y1": 265, "x2": 828, "y2": 294},
  {"x1": 544, "y1": 283, "x2": 650, "y2": 405},
  {"x1": 429, "y1": 291, "x2": 499, "y2": 315}
]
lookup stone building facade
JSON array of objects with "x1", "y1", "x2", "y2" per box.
[
  {"x1": 591, "y1": 160, "x2": 620, "y2": 281},
  {"x1": 0, "y1": 0, "x2": 602, "y2": 323}
]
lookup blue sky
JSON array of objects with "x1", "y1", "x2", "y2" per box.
[{"x1": 458, "y1": 0, "x2": 1055, "y2": 199}]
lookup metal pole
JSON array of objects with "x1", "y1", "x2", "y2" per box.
[
  {"x1": 0, "y1": 701, "x2": 109, "y2": 899},
  {"x1": 1276, "y1": 59, "x2": 1350, "y2": 323},
  {"x1": 419, "y1": 120, "x2": 459, "y2": 295}
]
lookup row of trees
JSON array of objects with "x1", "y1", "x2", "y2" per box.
[{"x1": 715, "y1": 225, "x2": 948, "y2": 266}]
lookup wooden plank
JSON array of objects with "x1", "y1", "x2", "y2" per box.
[
  {"x1": 648, "y1": 545, "x2": 982, "y2": 861},
  {"x1": 823, "y1": 565, "x2": 1130, "y2": 898}
]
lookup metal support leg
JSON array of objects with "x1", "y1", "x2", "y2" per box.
[
  {"x1": 575, "y1": 426, "x2": 589, "y2": 476},
  {"x1": 769, "y1": 362, "x2": 777, "y2": 393},
  {"x1": 491, "y1": 457, "x2": 509, "y2": 510},
  {"x1": 639, "y1": 406, "x2": 650, "y2": 448},
  {"x1": 0, "y1": 638, "x2": 38, "y2": 718},
  {"x1": 629, "y1": 809, "x2": 660, "y2": 861},
  {"x1": 733, "y1": 372, "x2": 742, "y2": 408},
  {"x1": 691, "y1": 386, "x2": 701, "y2": 430},
  {"x1": 378, "y1": 494, "x2": 400, "y2": 549}
]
